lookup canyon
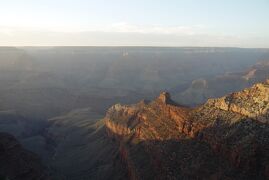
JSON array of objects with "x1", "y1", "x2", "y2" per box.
[{"x1": 0, "y1": 47, "x2": 269, "y2": 179}]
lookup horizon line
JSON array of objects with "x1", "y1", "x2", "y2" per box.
[{"x1": 1, "y1": 46, "x2": 269, "y2": 49}]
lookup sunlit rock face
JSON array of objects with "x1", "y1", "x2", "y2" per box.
[
  {"x1": 104, "y1": 80, "x2": 269, "y2": 180},
  {"x1": 205, "y1": 80, "x2": 269, "y2": 122}
]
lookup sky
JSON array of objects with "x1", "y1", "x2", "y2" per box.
[{"x1": 0, "y1": 0, "x2": 268, "y2": 47}]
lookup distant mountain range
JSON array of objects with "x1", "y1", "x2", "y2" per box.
[{"x1": 0, "y1": 47, "x2": 268, "y2": 120}]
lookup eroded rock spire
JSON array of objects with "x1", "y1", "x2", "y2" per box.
[{"x1": 158, "y1": 92, "x2": 171, "y2": 104}]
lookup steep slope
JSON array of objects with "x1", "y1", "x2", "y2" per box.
[
  {"x1": 0, "y1": 110, "x2": 51, "y2": 159},
  {"x1": 104, "y1": 81, "x2": 269, "y2": 179},
  {"x1": 45, "y1": 108, "x2": 127, "y2": 179},
  {"x1": 0, "y1": 133, "x2": 48, "y2": 180},
  {"x1": 188, "y1": 81, "x2": 269, "y2": 179}
]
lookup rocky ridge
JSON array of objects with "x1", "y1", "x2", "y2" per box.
[
  {"x1": 104, "y1": 80, "x2": 269, "y2": 179},
  {"x1": 205, "y1": 80, "x2": 269, "y2": 122}
]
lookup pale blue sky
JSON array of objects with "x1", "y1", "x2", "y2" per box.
[{"x1": 0, "y1": 0, "x2": 268, "y2": 47}]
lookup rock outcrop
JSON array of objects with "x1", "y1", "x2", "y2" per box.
[
  {"x1": 104, "y1": 80, "x2": 269, "y2": 180},
  {"x1": 205, "y1": 80, "x2": 269, "y2": 122}
]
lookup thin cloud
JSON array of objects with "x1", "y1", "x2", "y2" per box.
[
  {"x1": 0, "y1": 24, "x2": 268, "y2": 48},
  {"x1": 0, "y1": 23, "x2": 206, "y2": 35},
  {"x1": 94, "y1": 23, "x2": 205, "y2": 35}
]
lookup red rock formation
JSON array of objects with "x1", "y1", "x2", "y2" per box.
[{"x1": 104, "y1": 81, "x2": 269, "y2": 179}]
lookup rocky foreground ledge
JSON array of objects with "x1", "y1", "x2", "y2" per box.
[{"x1": 104, "y1": 80, "x2": 269, "y2": 180}]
